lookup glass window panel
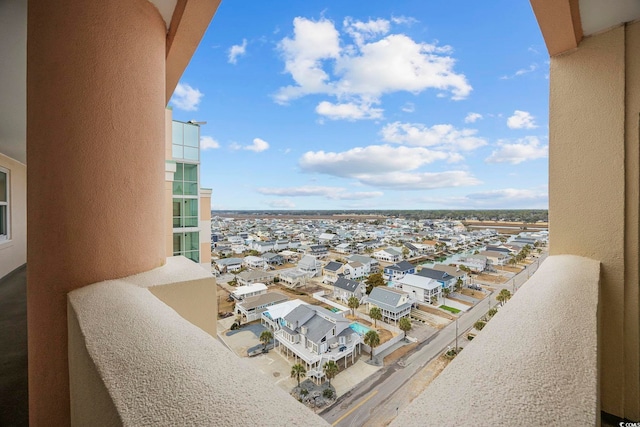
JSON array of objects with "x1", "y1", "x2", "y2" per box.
[
  {"x1": 174, "y1": 163, "x2": 184, "y2": 181},
  {"x1": 172, "y1": 144, "x2": 183, "y2": 160},
  {"x1": 186, "y1": 251, "x2": 200, "y2": 263},
  {"x1": 184, "y1": 182, "x2": 198, "y2": 196},
  {"x1": 184, "y1": 217, "x2": 198, "y2": 227},
  {"x1": 172, "y1": 199, "x2": 182, "y2": 217},
  {"x1": 183, "y1": 164, "x2": 197, "y2": 181},
  {"x1": 172, "y1": 182, "x2": 183, "y2": 196},
  {"x1": 173, "y1": 233, "x2": 182, "y2": 253},
  {"x1": 0, "y1": 172, "x2": 6, "y2": 202},
  {"x1": 184, "y1": 124, "x2": 199, "y2": 147},
  {"x1": 185, "y1": 199, "x2": 198, "y2": 216},
  {"x1": 185, "y1": 232, "x2": 199, "y2": 250},
  {"x1": 184, "y1": 146, "x2": 199, "y2": 161},
  {"x1": 0, "y1": 206, "x2": 6, "y2": 236},
  {"x1": 172, "y1": 122, "x2": 183, "y2": 146}
]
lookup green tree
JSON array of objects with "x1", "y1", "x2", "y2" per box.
[
  {"x1": 365, "y1": 272, "x2": 385, "y2": 294},
  {"x1": 322, "y1": 360, "x2": 339, "y2": 386},
  {"x1": 441, "y1": 287, "x2": 451, "y2": 305},
  {"x1": 455, "y1": 278, "x2": 463, "y2": 292},
  {"x1": 369, "y1": 306, "x2": 382, "y2": 328},
  {"x1": 348, "y1": 296, "x2": 360, "y2": 316},
  {"x1": 399, "y1": 317, "x2": 412, "y2": 339},
  {"x1": 402, "y1": 247, "x2": 410, "y2": 259},
  {"x1": 259, "y1": 330, "x2": 273, "y2": 351},
  {"x1": 363, "y1": 330, "x2": 380, "y2": 361},
  {"x1": 487, "y1": 307, "x2": 498, "y2": 318},
  {"x1": 496, "y1": 289, "x2": 512, "y2": 306},
  {"x1": 291, "y1": 363, "x2": 306, "y2": 388}
]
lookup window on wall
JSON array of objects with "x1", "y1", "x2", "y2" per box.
[
  {"x1": 173, "y1": 231, "x2": 200, "y2": 263},
  {"x1": 0, "y1": 169, "x2": 8, "y2": 241}
]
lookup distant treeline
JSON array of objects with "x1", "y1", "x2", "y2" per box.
[{"x1": 212, "y1": 209, "x2": 548, "y2": 223}]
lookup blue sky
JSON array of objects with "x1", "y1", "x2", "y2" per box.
[{"x1": 169, "y1": 1, "x2": 549, "y2": 211}]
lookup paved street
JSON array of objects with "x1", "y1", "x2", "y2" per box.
[{"x1": 320, "y1": 253, "x2": 547, "y2": 427}]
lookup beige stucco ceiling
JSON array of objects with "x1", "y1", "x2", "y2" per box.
[{"x1": 580, "y1": 0, "x2": 640, "y2": 36}]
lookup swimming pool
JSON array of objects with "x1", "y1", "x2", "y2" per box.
[
  {"x1": 330, "y1": 307, "x2": 341, "y2": 313},
  {"x1": 350, "y1": 322, "x2": 371, "y2": 336}
]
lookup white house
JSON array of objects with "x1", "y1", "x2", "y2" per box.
[
  {"x1": 243, "y1": 255, "x2": 265, "y2": 269},
  {"x1": 231, "y1": 283, "x2": 268, "y2": 301},
  {"x1": 373, "y1": 248, "x2": 402, "y2": 263},
  {"x1": 397, "y1": 274, "x2": 441, "y2": 305},
  {"x1": 343, "y1": 261, "x2": 366, "y2": 281},
  {"x1": 366, "y1": 287, "x2": 412, "y2": 324},
  {"x1": 236, "y1": 292, "x2": 289, "y2": 323}
]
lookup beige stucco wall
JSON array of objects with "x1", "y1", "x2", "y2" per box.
[
  {"x1": 0, "y1": 153, "x2": 26, "y2": 278},
  {"x1": 391, "y1": 255, "x2": 600, "y2": 426},
  {"x1": 67, "y1": 261, "x2": 327, "y2": 427},
  {"x1": 26, "y1": 0, "x2": 167, "y2": 424},
  {"x1": 549, "y1": 22, "x2": 640, "y2": 419}
]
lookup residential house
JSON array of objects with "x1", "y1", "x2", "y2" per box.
[
  {"x1": 251, "y1": 241, "x2": 275, "y2": 254},
  {"x1": 456, "y1": 254, "x2": 487, "y2": 273},
  {"x1": 432, "y1": 264, "x2": 470, "y2": 285},
  {"x1": 274, "y1": 304, "x2": 361, "y2": 375},
  {"x1": 243, "y1": 255, "x2": 265, "y2": 269},
  {"x1": 333, "y1": 277, "x2": 365, "y2": 303},
  {"x1": 383, "y1": 260, "x2": 416, "y2": 282},
  {"x1": 262, "y1": 252, "x2": 284, "y2": 266},
  {"x1": 348, "y1": 254, "x2": 379, "y2": 274},
  {"x1": 343, "y1": 261, "x2": 367, "y2": 281},
  {"x1": 236, "y1": 292, "x2": 289, "y2": 323},
  {"x1": 322, "y1": 261, "x2": 345, "y2": 284},
  {"x1": 297, "y1": 255, "x2": 322, "y2": 277},
  {"x1": 215, "y1": 257, "x2": 243, "y2": 273},
  {"x1": 366, "y1": 287, "x2": 412, "y2": 324},
  {"x1": 307, "y1": 244, "x2": 328, "y2": 259},
  {"x1": 373, "y1": 248, "x2": 402, "y2": 263},
  {"x1": 397, "y1": 274, "x2": 441, "y2": 305},
  {"x1": 479, "y1": 250, "x2": 509, "y2": 266},
  {"x1": 236, "y1": 269, "x2": 274, "y2": 287},
  {"x1": 230, "y1": 283, "x2": 268, "y2": 301},
  {"x1": 278, "y1": 269, "x2": 309, "y2": 288},
  {"x1": 334, "y1": 243, "x2": 353, "y2": 254},
  {"x1": 416, "y1": 267, "x2": 456, "y2": 291}
]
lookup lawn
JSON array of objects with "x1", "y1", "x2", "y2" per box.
[{"x1": 439, "y1": 305, "x2": 461, "y2": 314}]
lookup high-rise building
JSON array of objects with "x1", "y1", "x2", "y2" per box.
[{"x1": 165, "y1": 113, "x2": 212, "y2": 269}]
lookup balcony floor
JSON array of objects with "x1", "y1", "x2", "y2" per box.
[{"x1": 0, "y1": 265, "x2": 28, "y2": 426}]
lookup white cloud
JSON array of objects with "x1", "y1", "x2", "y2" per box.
[
  {"x1": 266, "y1": 199, "x2": 296, "y2": 209},
  {"x1": 170, "y1": 83, "x2": 203, "y2": 111},
  {"x1": 228, "y1": 39, "x2": 248, "y2": 64},
  {"x1": 299, "y1": 145, "x2": 456, "y2": 177},
  {"x1": 356, "y1": 171, "x2": 481, "y2": 190},
  {"x1": 464, "y1": 112, "x2": 483, "y2": 123},
  {"x1": 500, "y1": 63, "x2": 538, "y2": 80},
  {"x1": 200, "y1": 136, "x2": 220, "y2": 150},
  {"x1": 229, "y1": 138, "x2": 270, "y2": 152},
  {"x1": 391, "y1": 16, "x2": 419, "y2": 26},
  {"x1": 420, "y1": 188, "x2": 548, "y2": 208},
  {"x1": 343, "y1": 17, "x2": 390, "y2": 46},
  {"x1": 257, "y1": 186, "x2": 382, "y2": 200},
  {"x1": 507, "y1": 110, "x2": 537, "y2": 129},
  {"x1": 485, "y1": 136, "x2": 548, "y2": 164},
  {"x1": 401, "y1": 102, "x2": 415, "y2": 113},
  {"x1": 381, "y1": 122, "x2": 487, "y2": 151},
  {"x1": 275, "y1": 17, "x2": 471, "y2": 118},
  {"x1": 315, "y1": 101, "x2": 383, "y2": 120}
]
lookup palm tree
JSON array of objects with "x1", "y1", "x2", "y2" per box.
[
  {"x1": 322, "y1": 360, "x2": 339, "y2": 386},
  {"x1": 496, "y1": 288, "x2": 512, "y2": 306},
  {"x1": 363, "y1": 330, "x2": 380, "y2": 361},
  {"x1": 441, "y1": 287, "x2": 450, "y2": 305},
  {"x1": 455, "y1": 278, "x2": 463, "y2": 292},
  {"x1": 259, "y1": 330, "x2": 273, "y2": 351},
  {"x1": 290, "y1": 363, "x2": 306, "y2": 388},
  {"x1": 347, "y1": 296, "x2": 360, "y2": 316},
  {"x1": 369, "y1": 307, "x2": 382, "y2": 328},
  {"x1": 399, "y1": 317, "x2": 412, "y2": 339}
]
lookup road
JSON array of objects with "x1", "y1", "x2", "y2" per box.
[{"x1": 320, "y1": 253, "x2": 547, "y2": 427}]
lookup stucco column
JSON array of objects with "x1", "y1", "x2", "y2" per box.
[{"x1": 27, "y1": 0, "x2": 166, "y2": 424}]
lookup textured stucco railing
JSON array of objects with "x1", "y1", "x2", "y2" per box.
[
  {"x1": 390, "y1": 254, "x2": 600, "y2": 427},
  {"x1": 68, "y1": 258, "x2": 328, "y2": 426}
]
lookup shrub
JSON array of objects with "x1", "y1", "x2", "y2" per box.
[
  {"x1": 230, "y1": 322, "x2": 240, "y2": 330},
  {"x1": 323, "y1": 388, "x2": 334, "y2": 399},
  {"x1": 474, "y1": 320, "x2": 486, "y2": 331},
  {"x1": 488, "y1": 308, "x2": 498, "y2": 318},
  {"x1": 300, "y1": 389, "x2": 308, "y2": 397}
]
